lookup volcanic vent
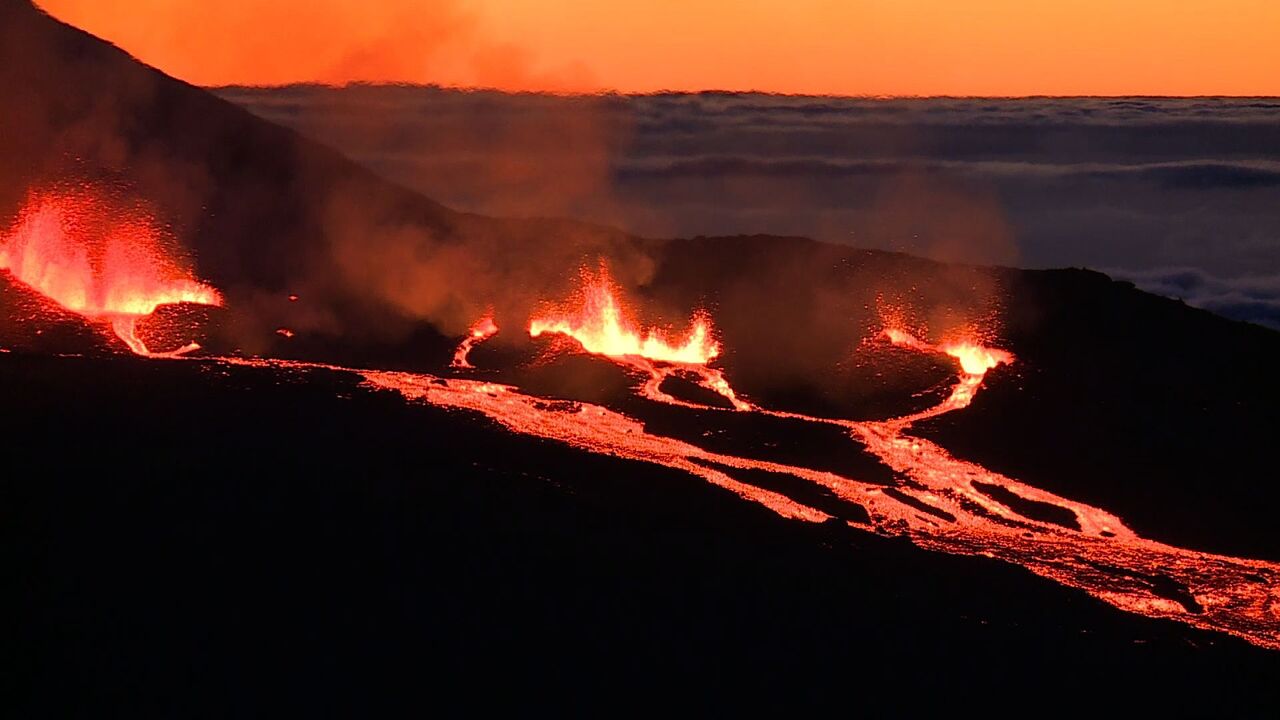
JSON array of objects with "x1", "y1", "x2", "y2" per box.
[
  {"x1": 2, "y1": 192, "x2": 1276, "y2": 652},
  {"x1": 0, "y1": 187, "x2": 221, "y2": 356}
]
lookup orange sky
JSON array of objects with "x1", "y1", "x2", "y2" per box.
[{"x1": 36, "y1": 0, "x2": 1280, "y2": 95}]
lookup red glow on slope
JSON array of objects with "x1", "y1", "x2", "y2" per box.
[
  {"x1": 529, "y1": 265, "x2": 719, "y2": 365},
  {"x1": 0, "y1": 190, "x2": 221, "y2": 356},
  {"x1": 451, "y1": 314, "x2": 498, "y2": 369},
  {"x1": 882, "y1": 327, "x2": 1013, "y2": 415}
]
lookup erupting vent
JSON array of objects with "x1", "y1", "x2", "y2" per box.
[
  {"x1": 0, "y1": 189, "x2": 221, "y2": 356},
  {"x1": 527, "y1": 265, "x2": 748, "y2": 410},
  {"x1": 882, "y1": 327, "x2": 1014, "y2": 414},
  {"x1": 5, "y1": 211, "x2": 1278, "y2": 652},
  {"x1": 529, "y1": 265, "x2": 720, "y2": 365}
]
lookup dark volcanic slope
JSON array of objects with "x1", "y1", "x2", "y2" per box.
[
  {"x1": 4, "y1": 350, "x2": 1279, "y2": 715},
  {"x1": 0, "y1": 0, "x2": 646, "y2": 354}
]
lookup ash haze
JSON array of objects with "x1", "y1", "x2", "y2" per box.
[{"x1": 216, "y1": 88, "x2": 1280, "y2": 328}]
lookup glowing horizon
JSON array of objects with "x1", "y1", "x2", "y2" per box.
[{"x1": 34, "y1": 0, "x2": 1280, "y2": 96}]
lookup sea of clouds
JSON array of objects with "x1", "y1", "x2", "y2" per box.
[{"x1": 216, "y1": 88, "x2": 1280, "y2": 328}]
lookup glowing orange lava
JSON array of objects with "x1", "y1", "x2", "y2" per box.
[
  {"x1": 353, "y1": 318, "x2": 1280, "y2": 649},
  {"x1": 358, "y1": 334, "x2": 1280, "y2": 651},
  {"x1": 881, "y1": 327, "x2": 1014, "y2": 416},
  {"x1": 451, "y1": 314, "x2": 498, "y2": 369},
  {"x1": 91, "y1": 334, "x2": 1280, "y2": 649},
  {"x1": 8, "y1": 224, "x2": 1277, "y2": 651},
  {"x1": 942, "y1": 340, "x2": 1014, "y2": 376},
  {"x1": 529, "y1": 266, "x2": 719, "y2": 365},
  {"x1": 0, "y1": 190, "x2": 221, "y2": 356},
  {"x1": 529, "y1": 264, "x2": 748, "y2": 409}
]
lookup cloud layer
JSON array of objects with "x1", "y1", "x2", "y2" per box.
[
  {"x1": 217, "y1": 89, "x2": 1280, "y2": 327},
  {"x1": 1111, "y1": 267, "x2": 1280, "y2": 329}
]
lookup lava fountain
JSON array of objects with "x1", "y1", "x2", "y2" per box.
[
  {"x1": 0, "y1": 189, "x2": 221, "y2": 356},
  {"x1": 528, "y1": 264, "x2": 748, "y2": 409},
  {"x1": 6, "y1": 212, "x2": 1277, "y2": 650},
  {"x1": 529, "y1": 264, "x2": 719, "y2": 363}
]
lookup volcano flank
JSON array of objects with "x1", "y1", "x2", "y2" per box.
[{"x1": 2, "y1": 0, "x2": 1279, "y2": 714}]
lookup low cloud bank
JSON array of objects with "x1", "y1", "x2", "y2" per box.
[
  {"x1": 217, "y1": 88, "x2": 1280, "y2": 327},
  {"x1": 1112, "y1": 267, "x2": 1280, "y2": 329}
]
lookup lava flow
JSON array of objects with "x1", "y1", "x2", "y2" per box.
[
  {"x1": 451, "y1": 314, "x2": 498, "y2": 368},
  {"x1": 365, "y1": 321, "x2": 1280, "y2": 650},
  {"x1": 0, "y1": 189, "x2": 222, "y2": 356},
  {"x1": 529, "y1": 265, "x2": 749, "y2": 410},
  {"x1": 6, "y1": 217, "x2": 1277, "y2": 650}
]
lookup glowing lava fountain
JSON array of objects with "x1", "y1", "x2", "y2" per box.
[
  {"x1": 0, "y1": 190, "x2": 221, "y2": 356},
  {"x1": 529, "y1": 265, "x2": 749, "y2": 410},
  {"x1": 5, "y1": 216, "x2": 1277, "y2": 650}
]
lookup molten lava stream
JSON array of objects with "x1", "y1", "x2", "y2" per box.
[
  {"x1": 110, "y1": 315, "x2": 203, "y2": 358},
  {"x1": 451, "y1": 314, "x2": 498, "y2": 369},
  {"x1": 6, "y1": 199, "x2": 1275, "y2": 651},
  {"x1": 880, "y1": 327, "x2": 1014, "y2": 419},
  {"x1": 89, "y1": 325, "x2": 1280, "y2": 649},
  {"x1": 0, "y1": 189, "x2": 221, "y2": 356},
  {"x1": 468, "y1": 313, "x2": 1279, "y2": 649},
  {"x1": 356, "y1": 355, "x2": 1280, "y2": 651},
  {"x1": 528, "y1": 264, "x2": 750, "y2": 410}
]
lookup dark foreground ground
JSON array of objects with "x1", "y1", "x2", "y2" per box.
[{"x1": 4, "y1": 351, "x2": 1278, "y2": 716}]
